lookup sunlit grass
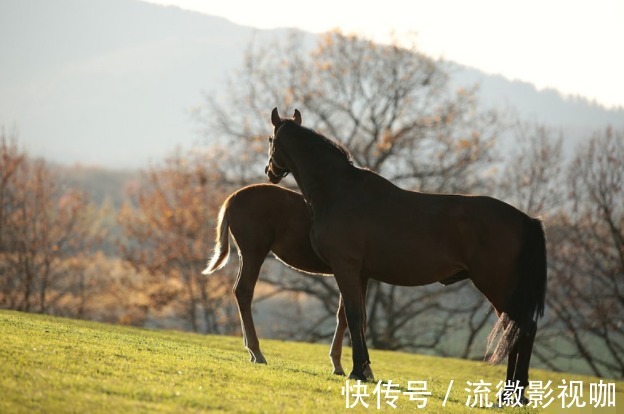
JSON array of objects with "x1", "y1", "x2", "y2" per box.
[{"x1": 0, "y1": 310, "x2": 621, "y2": 413}]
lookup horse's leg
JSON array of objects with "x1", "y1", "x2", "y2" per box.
[
  {"x1": 360, "y1": 281, "x2": 373, "y2": 380},
  {"x1": 233, "y1": 253, "x2": 267, "y2": 364},
  {"x1": 517, "y1": 320, "x2": 537, "y2": 386},
  {"x1": 330, "y1": 282, "x2": 372, "y2": 378},
  {"x1": 334, "y1": 268, "x2": 373, "y2": 381},
  {"x1": 503, "y1": 308, "x2": 519, "y2": 383},
  {"x1": 512, "y1": 320, "x2": 537, "y2": 401},
  {"x1": 505, "y1": 337, "x2": 520, "y2": 384},
  {"x1": 474, "y1": 264, "x2": 537, "y2": 404},
  {"x1": 329, "y1": 294, "x2": 347, "y2": 375}
]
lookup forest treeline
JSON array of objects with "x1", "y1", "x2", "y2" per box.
[{"x1": 1, "y1": 31, "x2": 622, "y2": 379}]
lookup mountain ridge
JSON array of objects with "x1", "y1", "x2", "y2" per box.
[{"x1": 1, "y1": 0, "x2": 622, "y2": 168}]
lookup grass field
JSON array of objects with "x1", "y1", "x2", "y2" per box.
[{"x1": 0, "y1": 310, "x2": 621, "y2": 413}]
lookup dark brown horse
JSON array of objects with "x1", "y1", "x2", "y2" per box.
[
  {"x1": 202, "y1": 183, "x2": 360, "y2": 376},
  {"x1": 266, "y1": 108, "x2": 547, "y2": 394}
]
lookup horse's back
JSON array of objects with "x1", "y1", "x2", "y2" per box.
[
  {"x1": 226, "y1": 184, "x2": 304, "y2": 248},
  {"x1": 227, "y1": 184, "x2": 330, "y2": 274},
  {"x1": 310, "y1": 169, "x2": 530, "y2": 286}
]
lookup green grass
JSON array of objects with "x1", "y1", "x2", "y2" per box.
[{"x1": 0, "y1": 310, "x2": 621, "y2": 413}]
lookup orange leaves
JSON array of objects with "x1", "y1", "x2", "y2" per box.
[
  {"x1": 0, "y1": 132, "x2": 101, "y2": 313},
  {"x1": 376, "y1": 130, "x2": 395, "y2": 153},
  {"x1": 456, "y1": 138, "x2": 471, "y2": 150}
]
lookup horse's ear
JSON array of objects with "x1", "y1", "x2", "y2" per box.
[
  {"x1": 271, "y1": 107, "x2": 282, "y2": 128},
  {"x1": 293, "y1": 109, "x2": 302, "y2": 125}
]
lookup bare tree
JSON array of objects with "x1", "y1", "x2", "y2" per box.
[
  {"x1": 542, "y1": 127, "x2": 624, "y2": 378},
  {"x1": 0, "y1": 130, "x2": 100, "y2": 314},
  {"x1": 0, "y1": 129, "x2": 24, "y2": 253},
  {"x1": 118, "y1": 149, "x2": 239, "y2": 334},
  {"x1": 497, "y1": 121, "x2": 564, "y2": 216},
  {"x1": 199, "y1": 31, "x2": 498, "y2": 191}
]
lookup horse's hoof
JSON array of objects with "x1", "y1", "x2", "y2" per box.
[
  {"x1": 349, "y1": 372, "x2": 375, "y2": 382},
  {"x1": 332, "y1": 369, "x2": 346, "y2": 376},
  {"x1": 363, "y1": 365, "x2": 375, "y2": 382},
  {"x1": 253, "y1": 357, "x2": 268, "y2": 364},
  {"x1": 249, "y1": 354, "x2": 268, "y2": 364}
]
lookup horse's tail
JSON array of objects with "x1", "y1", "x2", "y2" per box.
[
  {"x1": 486, "y1": 217, "x2": 547, "y2": 364},
  {"x1": 202, "y1": 199, "x2": 231, "y2": 275}
]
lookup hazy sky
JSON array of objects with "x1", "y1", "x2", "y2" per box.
[{"x1": 142, "y1": 0, "x2": 623, "y2": 109}]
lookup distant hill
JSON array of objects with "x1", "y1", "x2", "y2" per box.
[
  {"x1": 0, "y1": 0, "x2": 258, "y2": 167},
  {"x1": 54, "y1": 164, "x2": 138, "y2": 207},
  {"x1": 1, "y1": 0, "x2": 622, "y2": 168},
  {"x1": 449, "y1": 65, "x2": 624, "y2": 153}
]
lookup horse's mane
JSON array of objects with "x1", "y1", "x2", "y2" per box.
[{"x1": 283, "y1": 121, "x2": 353, "y2": 165}]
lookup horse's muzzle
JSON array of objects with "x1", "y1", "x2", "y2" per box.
[
  {"x1": 265, "y1": 154, "x2": 290, "y2": 183},
  {"x1": 265, "y1": 163, "x2": 287, "y2": 184}
]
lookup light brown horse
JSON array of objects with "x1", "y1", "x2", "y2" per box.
[
  {"x1": 202, "y1": 183, "x2": 355, "y2": 375},
  {"x1": 266, "y1": 108, "x2": 547, "y2": 398}
]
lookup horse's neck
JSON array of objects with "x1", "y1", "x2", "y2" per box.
[
  {"x1": 281, "y1": 130, "x2": 355, "y2": 207},
  {"x1": 293, "y1": 160, "x2": 355, "y2": 209}
]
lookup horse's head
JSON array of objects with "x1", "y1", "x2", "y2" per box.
[{"x1": 265, "y1": 107, "x2": 302, "y2": 184}]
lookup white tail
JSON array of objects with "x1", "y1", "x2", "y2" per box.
[{"x1": 202, "y1": 201, "x2": 230, "y2": 274}]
